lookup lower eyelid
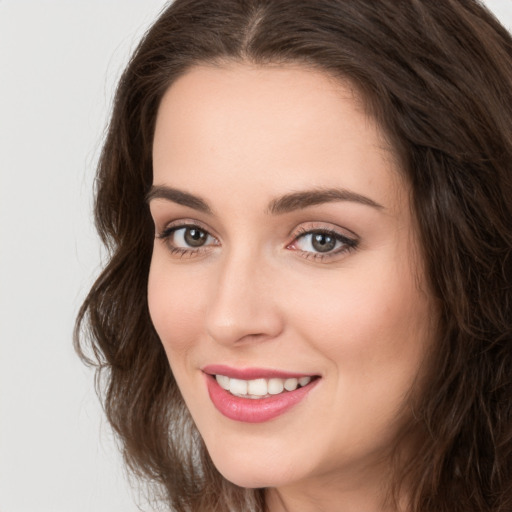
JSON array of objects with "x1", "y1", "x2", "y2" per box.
[{"x1": 296, "y1": 242, "x2": 357, "y2": 262}]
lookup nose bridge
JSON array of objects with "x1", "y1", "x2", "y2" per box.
[{"x1": 205, "y1": 245, "x2": 282, "y2": 345}]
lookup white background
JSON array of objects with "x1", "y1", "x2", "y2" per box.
[{"x1": 1, "y1": 1, "x2": 511, "y2": 511}]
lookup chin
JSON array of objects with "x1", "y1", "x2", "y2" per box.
[{"x1": 207, "y1": 447, "x2": 302, "y2": 489}]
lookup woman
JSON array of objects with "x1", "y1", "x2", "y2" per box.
[{"x1": 75, "y1": 1, "x2": 512, "y2": 511}]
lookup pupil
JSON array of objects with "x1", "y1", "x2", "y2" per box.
[
  {"x1": 312, "y1": 233, "x2": 336, "y2": 253},
  {"x1": 184, "y1": 228, "x2": 206, "y2": 247}
]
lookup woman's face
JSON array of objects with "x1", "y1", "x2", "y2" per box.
[{"x1": 148, "y1": 64, "x2": 435, "y2": 501}]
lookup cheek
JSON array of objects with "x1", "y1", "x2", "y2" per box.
[
  {"x1": 289, "y1": 257, "x2": 432, "y2": 380},
  {"x1": 147, "y1": 252, "x2": 207, "y2": 357},
  {"x1": 287, "y1": 265, "x2": 433, "y2": 453}
]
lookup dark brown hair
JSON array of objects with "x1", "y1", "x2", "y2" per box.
[{"x1": 75, "y1": 1, "x2": 512, "y2": 510}]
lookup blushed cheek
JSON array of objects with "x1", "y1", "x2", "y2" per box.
[
  {"x1": 147, "y1": 260, "x2": 205, "y2": 355},
  {"x1": 291, "y1": 264, "x2": 432, "y2": 370}
]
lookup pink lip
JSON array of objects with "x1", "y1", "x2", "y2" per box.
[
  {"x1": 202, "y1": 366, "x2": 319, "y2": 423},
  {"x1": 202, "y1": 364, "x2": 315, "y2": 380}
]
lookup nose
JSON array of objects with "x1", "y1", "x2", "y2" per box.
[{"x1": 205, "y1": 251, "x2": 284, "y2": 346}]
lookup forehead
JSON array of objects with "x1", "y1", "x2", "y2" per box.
[{"x1": 152, "y1": 63, "x2": 404, "y2": 212}]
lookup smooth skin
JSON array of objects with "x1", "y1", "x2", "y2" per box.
[{"x1": 148, "y1": 63, "x2": 436, "y2": 512}]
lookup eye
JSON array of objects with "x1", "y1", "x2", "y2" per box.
[
  {"x1": 297, "y1": 232, "x2": 339, "y2": 253},
  {"x1": 157, "y1": 223, "x2": 218, "y2": 256},
  {"x1": 173, "y1": 226, "x2": 212, "y2": 248},
  {"x1": 288, "y1": 228, "x2": 358, "y2": 260}
]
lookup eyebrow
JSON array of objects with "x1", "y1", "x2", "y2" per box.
[
  {"x1": 146, "y1": 185, "x2": 213, "y2": 214},
  {"x1": 146, "y1": 185, "x2": 383, "y2": 214},
  {"x1": 267, "y1": 188, "x2": 384, "y2": 214}
]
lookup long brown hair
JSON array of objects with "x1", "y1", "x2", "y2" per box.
[{"x1": 75, "y1": 1, "x2": 512, "y2": 510}]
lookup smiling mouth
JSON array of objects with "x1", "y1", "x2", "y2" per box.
[
  {"x1": 214, "y1": 374, "x2": 316, "y2": 399},
  {"x1": 203, "y1": 368, "x2": 320, "y2": 422}
]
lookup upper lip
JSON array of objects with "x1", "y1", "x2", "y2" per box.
[{"x1": 202, "y1": 364, "x2": 318, "y2": 380}]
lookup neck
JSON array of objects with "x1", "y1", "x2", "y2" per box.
[{"x1": 264, "y1": 462, "x2": 406, "y2": 512}]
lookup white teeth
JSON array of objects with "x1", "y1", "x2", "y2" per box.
[
  {"x1": 215, "y1": 374, "x2": 314, "y2": 398},
  {"x1": 298, "y1": 376, "x2": 312, "y2": 387},
  {"x1": 268, "y1": 378, "x2": 284, "y2": 395},
  {"x1": 216, "y1": 374, "x2": 230, "y2": 390},
  {"x1": 229, "y1": 378, "x2": 248, "y2": 395},
  {"x1": 284, "y1": 377, "x2": 298, "y2": 391},
  {"x1": 247, "y1": 378, "x2": 267, "y2": 396}
]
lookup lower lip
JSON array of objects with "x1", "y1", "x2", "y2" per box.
[{"x1": 205, "y1": 374, "x2": 319, "y2": 423}]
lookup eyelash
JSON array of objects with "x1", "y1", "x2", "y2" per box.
[
  {"x1": 287, "y1": 226, "x2": 358, "y2": 261},
  {"x1": 157, "y1": 223, "x2": 218, "y2": 259},
  {"x1": 157, "y1": 223, "x2": 359, "y2": 261}
]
